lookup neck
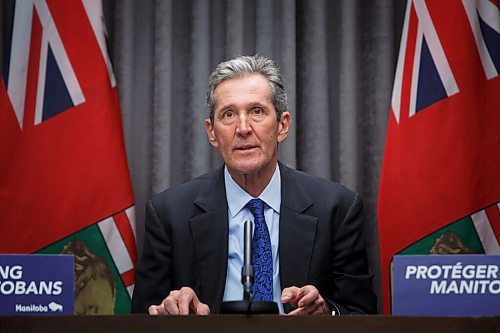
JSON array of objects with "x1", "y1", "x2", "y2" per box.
[{"x1": 228, "y1": 163, "x2": 278, "y2": 198}]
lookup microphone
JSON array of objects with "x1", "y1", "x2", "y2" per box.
[
  {"x1": 241, "y1": 220, "x2": 253, "y2": 301},
  {"x1": 220, "y1": 220, "x2": 278, "y2": 314}
]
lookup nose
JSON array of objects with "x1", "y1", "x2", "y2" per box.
[{"x1": 235, "y1": 114, "x2": 252, "y2": 136}]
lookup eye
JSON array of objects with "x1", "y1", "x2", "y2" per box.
[
  {"x1": 250, "y1": 107, "x2": 266, "y2": 118},
  {"x1": 221, "y1": 110, "x2": 234, "y2": 118},
  {"x1": 219, "y1": 109, "x2": 236, "y2": 125}
]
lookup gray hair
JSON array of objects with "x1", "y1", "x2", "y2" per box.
[{"x1": 207, "y1": 55, "x2": 287, "y2": 123}]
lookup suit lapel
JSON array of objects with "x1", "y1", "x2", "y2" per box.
[
  {"x1": 278, "y1": 163, "x2": 318, "y2": 292},
  {"x1": 189, "y1": 167, "x2": 228, "y2": 313}
]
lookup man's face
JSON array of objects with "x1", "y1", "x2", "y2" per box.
[{"x1": 205, "y1": 74, "x2": 290, "y2": 178}]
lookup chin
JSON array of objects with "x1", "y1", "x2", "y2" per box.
[
  {"x1": 227, "y1": 161, "x2": 264, "y2": 175},
  {"x1": 230, "y1": 158, "x2": 278, "y2": 176}
]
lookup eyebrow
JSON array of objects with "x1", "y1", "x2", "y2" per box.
[
  {"x1": 248, "y1": 102, "x2": 268, "y2": 109},
  {"x1": 217, "y1": 102, "x2": 269, "y2": 113}
]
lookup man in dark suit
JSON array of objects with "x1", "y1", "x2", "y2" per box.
[{"x1": 131, "y1": 55, "x2": 377, "y2": 315}]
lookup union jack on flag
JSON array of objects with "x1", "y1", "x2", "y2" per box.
[
  {"x1": 1, "y1": 0, "x2": 136, "y2": 314},
  {"x1": 378, "y1": 0, "x2": 499, "y2": 314},
  {"x1": 391, "y1": 0, "x2": 499, "y2": 122}
]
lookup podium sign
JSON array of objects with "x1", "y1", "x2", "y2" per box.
[
  {"x1": 0, "y1": 254, "x2": 74, "y2": 315},
  {"x1": 392, "y1": 255, "x2": 500, "y2": 316}
]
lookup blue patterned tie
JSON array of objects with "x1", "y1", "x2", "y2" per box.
[{"x1": 245, "y1": 198, "x2": 273, "y2": 301}]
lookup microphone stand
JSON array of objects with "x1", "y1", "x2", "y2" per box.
[
  {"x1": 242, "y1": 219, "x2": 254, "y2": 302},
  {"x1": 220, "y1": 220, "x2": 278, "y2": 314}
]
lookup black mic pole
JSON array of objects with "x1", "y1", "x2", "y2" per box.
[
  {"x1": 220, "y1": 220, "x2": 278, "y2": 314},
  {"x1": 242, "y1": 220, "x2": 253, "y2": 301}
]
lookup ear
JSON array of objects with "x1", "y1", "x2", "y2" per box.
[
  {"x1": 277, "y1": 111, "x2": 291, "y2": 143},
  {"x1": 205, "y1": 119, "x2": 218, "y2": 147}
]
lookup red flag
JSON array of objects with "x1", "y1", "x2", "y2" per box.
[
  {"x1": 0, "y1": 0, "x2": 136, "y2": 314},
  {"x1": 378, "y1": 0, "x2": 499, "y2": 314}
]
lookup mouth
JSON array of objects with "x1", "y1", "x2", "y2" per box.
[{"x1": 234, "y1": 145, "x2": 258, "y2": 152}]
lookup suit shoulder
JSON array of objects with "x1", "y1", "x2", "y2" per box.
[
  {"x1": 149, "y1": 168, "x2": 219, "y2": 206},
  {"x1": 283, "y1": 167, "x2": 360, "y2": 211},
  {"x1": 287, "y1": 168, "x2": 357, "y2": 198}
]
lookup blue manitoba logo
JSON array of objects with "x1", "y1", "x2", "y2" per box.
[
  {"x1": 15, "y1": 302, "x2": 64, "y2": 313},
  {"x1": 0, "y1": 254, "x2": 74, "y2": 315},
  {"x1": 392, "y1": 255, "x2": 500, "y2": 316}
]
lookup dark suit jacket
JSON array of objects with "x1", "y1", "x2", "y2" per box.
[{"x1": 131, "y1": 163, "x2": 377, "y2": 314}]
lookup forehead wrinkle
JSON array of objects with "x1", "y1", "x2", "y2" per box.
[{"x1": 213, "y1": 74, "x2": 272, "y2": 110}]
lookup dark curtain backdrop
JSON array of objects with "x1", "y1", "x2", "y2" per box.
[{"x1": 1, "y1": 0, "x2": 407, "y2": 312}]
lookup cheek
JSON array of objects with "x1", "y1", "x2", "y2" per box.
[
  {"x1": 262, "y1": 132, "x2": 280, "y2": 151},
  {"x1": 213, "y1": 129, "x2": 234, "y2": 149}
]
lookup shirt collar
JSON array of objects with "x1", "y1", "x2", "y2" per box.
[{"x1": 224, "y1": 164, "x2": 281, "y2": 218}]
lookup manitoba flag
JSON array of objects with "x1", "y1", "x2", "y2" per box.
[
  {"x1": 378, "y1": 0, "x2": 499, "y2": 313},
  {"x1": 0, "y1": 0, "x2": 136, "y2": 314}
]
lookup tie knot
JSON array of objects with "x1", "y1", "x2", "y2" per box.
[{"x1": 245, "y1": 198, "x2": 265, "y2": 219}]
